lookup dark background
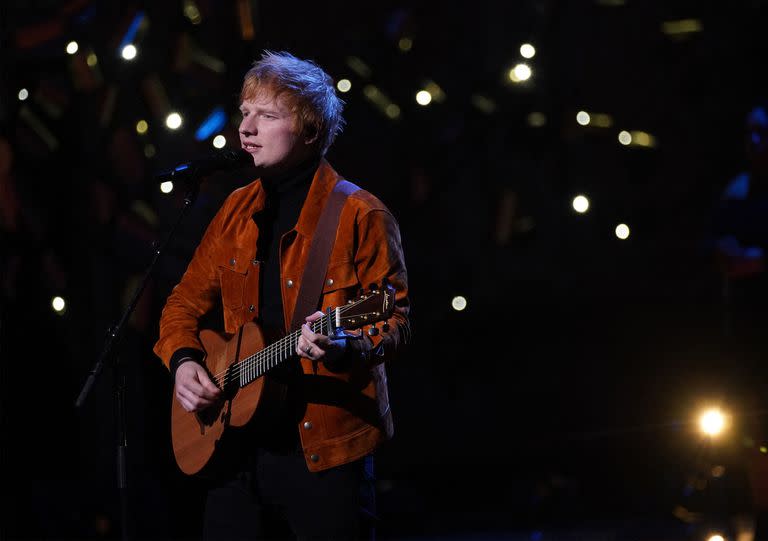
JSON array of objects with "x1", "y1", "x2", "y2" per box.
[{"x1": 2, "y1": 1, "x2": 768, "y2": 539}]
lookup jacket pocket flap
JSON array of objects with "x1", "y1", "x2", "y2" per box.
[{"x1": 323, "y1": 261, "x2": 359, "y2": 294}]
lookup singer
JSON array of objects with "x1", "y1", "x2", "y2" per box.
[{"x1": 153, "y1": 51, "x2": 410, "y2": 540}]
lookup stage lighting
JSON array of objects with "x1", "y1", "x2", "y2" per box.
[
  {"x1": 699, "y1": 408, "x2": 726, "y2": 437},
  {"x1": 212, "y1": 135, "x2": 226, "y2": 148},
  {"x1": 87, "y1": 52, "x2": 98, "y2": 67},
  {"x1": 136, "y1": 120, "x2": 148, "y2": 135},
  {"x1": 18, "y1": 89, "x2": 29, "y2": 101},
  {"x1": 615, "y1": 223, "x2": 630, "y2": 239},
  {"x1": 52, "y1": 296, "x2": 66, "y2": 313},
  {"x1": 520, "y1": 43, "x2": 536, "y2": 58},
  {"x1": 385, "y1": 104, "x2": 400, "y2": 119},
  {"x1": 160, "y1": 181, "x2": 174, "y2": 194},
  {"x1": 398, "y1": 37, "x2": 413, "y2": 52},
  {"x1": 706, "y1": 535, "x2": 725, "y2": 541},
  {"x1": 618, "y1": 131, "x2": 632, "y2": 145},
  {"x1": 165, "y1": 112, "x2": 183, "y2": 130},
  {"x1": 527, "y1": 112, "x2": 546, "y2": 127},
  {"x1": 337, "y1": 79, "x2": 352, "y2": 93},
  {"x1": 416, "y1": 90, "x2": 432, "y2": 106},
  {"x1": 451, "y1": 296, "x2": 467, "y2": 311},
  {"x1": 195, "y1": 107, "x2": 226, "y2": 141},
  {"x1": 508, "y1": 63, "x2": 532, "y2": 83},
  {"x1": 66, "y1": 41, "x2": 79, "y2": 55},
  {"x1": 121, "y1": 44, "x2": 137, "y2": 60},
  {"x1": 577, "y1": 111, "x2": 591, "y2": 126},
  {"x1": 572, "y1": 195, "x2": 590, "y2": 214}
]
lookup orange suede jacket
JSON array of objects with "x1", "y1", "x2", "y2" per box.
[{"x1": 153, "y1": 159, "x2": 410, "y2": 472}]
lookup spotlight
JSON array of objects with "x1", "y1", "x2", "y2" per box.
[
  {"x1": 160, "y1": 181, "x2": 174, "y2": 194},
  {"x1": 416, "y1": 90, "x2": 432, "y2": 106},
  {"x1": 337, "y1": 79, "x2": 352, "y2": 93},
  {"x1": 136, "y1": 120, "x2": 148, "y2": 134},
  {"x1": 572, "y1": 195, "x2": 590, "y2": 214},
  {"x1": 508, "y1": 63, "x2": 532, "y2": 83},
  {"x1": 121, "y1": 44, "x2": 138, "y2": 61},
  {"x1": 165, "y1": 112, "x2": 183, "y2": 130},
  {"x1": 451, "y1": 296, "x2": 467, "y2": 311},
  {"x1": 52, "y1": 296, "x2": 66, "y2": 313},
  {"x1": 615, "y1": 223, "x2": 630, "y2": 240},
  {"x1": 520, "y1": 43, "x2": 536, "y2": 59},
  {"x1": 699, "y1": 408, "x2": 727, "y2": 437},
  {"x1": 66, "y1": 41, "x2": 79, "y2": 55},
  {"x1": 212, "y1": 135, "x2": 226, "y2": 148},
  {"x1": 618, "y1": 130, "x2": 632, "y2": 145},
  {"x1": 576, "y1": 111, "x2": 591, "y2": 126},
  {"x1": 18, "y1": 88, "x2": 29, "y2": 101}
]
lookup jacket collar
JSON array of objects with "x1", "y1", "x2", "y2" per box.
[{"x1": 248, "y1": 158, "x2": 341, "y2": 238}]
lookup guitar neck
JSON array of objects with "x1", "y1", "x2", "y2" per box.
[{"x1": 227, "y1": 313, "x2": 335, "y2": 388}]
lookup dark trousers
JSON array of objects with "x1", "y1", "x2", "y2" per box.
[{"x1": 203, "y1": 449, "x2": 376, "y2": 541}]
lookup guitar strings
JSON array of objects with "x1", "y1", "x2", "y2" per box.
[
  {"x1": 217, "y1": 308, "x2": 384, "y2": 387},
  {"x1": 209, "y1": 301, "x2": 380, "y2": 388}
]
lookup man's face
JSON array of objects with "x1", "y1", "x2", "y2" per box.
[{"x1": 238, "y1": 91, "x2": 314, "y2": 174}]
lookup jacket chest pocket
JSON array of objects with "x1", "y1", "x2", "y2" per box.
[
  {"x1": 321, "y1": 261, "x2": 360, "y2": 310},
  {"x1": 217, "y1": 249, "x2": 254, "y2": 310}
]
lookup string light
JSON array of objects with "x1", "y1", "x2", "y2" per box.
[
  {"x1": 18, "y1": 89, "x2": 29, "y2": 101},
  {"x1": 576, "y1": 111, "x2": 591, "y2": 126}
]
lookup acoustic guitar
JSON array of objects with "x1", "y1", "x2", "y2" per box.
[{"x1": 171, "y1": 284, "x2": 395, "y2": 475}]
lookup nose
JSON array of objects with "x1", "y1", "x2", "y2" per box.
[{"x1": 239, "y1": 116, "x2": 257, "y2": 136}]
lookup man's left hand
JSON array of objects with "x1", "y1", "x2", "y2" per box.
[{"x1": 296, "y1": 311, "x2": 347, "y2": 363}]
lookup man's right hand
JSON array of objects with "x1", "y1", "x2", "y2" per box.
[{"x1": 174, "y1": 361, "x2": 222, "y2": 412}]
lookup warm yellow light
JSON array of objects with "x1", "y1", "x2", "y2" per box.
[
  {"x1": 572, "y1": 195, "x2": 590, "y2": 214},
  {"x1": 52, "y1": 296, "x2": 66, "y2": 312},
  {"x1": 136, "y1": 120, "x2": 148, "y2": 134},
  {"x1": 700, "y1": 408, "x2": 726, "y2": 437},
  {"x1": 212, "y1": 135, "x2": 226, "y2": 148},
  {"x1": 165, "y1": 112, "x2": 183, "y2": 130},
  {"x1": 618, "y1": 130, "x2": 632, "y2": 145},
  {"x1": 707, "y1": 535, "x2": 725, "y2": 541},
  {"x1": 629, "y1": 130, "x2": 657, "y2": 148},
  {"x1": 18, "y1": 88, "x2": 29, "y2": 101},
  {"x1": 452, "y1": 296, "x2": 467, "y2": 311},
  {"x1": 121, "y1": 44, "x2": 137, "y2": 60},
  {"x1": 86, "y1": 52, "x2": 98, "y2": 67},
  {"x1": 615, "y1": 223, "x2": 630, "y2": 240},
  {"x1": 160, "y1": 181, "x2": 174, "y2": 194},
  {"x1": 416, "y1": 90, "x2": 432, "y2": 106},
  {"x1": 144, "y1": 144, "x2": 156, "y2": 158},
  {"x1": 576, "y1": 111, "x2": 591, "y2": 126},
  {"x1": 520, "y1": 43, "x2": 536, "y2": 59},
  {"x1": 527, "y1": 112, "x2": 547, "y2": 127},
  {"x1": 337, "y1": 79, "x2": 352, "y2": 93},
  {"x1": 385, "y1": 104, "x2": 401, "y2": 119},
  {"x1": 509, "y1": 63, "x2": 532, "y2": 83},
  {"x1": 66, "y1": 41, "x2": 79, "y2": 55},
  {"x1": 398, "y1": 37, "x2": 413, "y2": 52}
]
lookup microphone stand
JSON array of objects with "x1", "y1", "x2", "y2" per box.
[{"x1": 75, "y1": 177, "x2": 203, "y2": 540}]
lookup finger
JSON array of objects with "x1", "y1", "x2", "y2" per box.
[{"x1": 304, "y1": 311, "x2": 324, "y2": 323}]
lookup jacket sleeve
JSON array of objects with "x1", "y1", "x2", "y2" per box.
[
  {"x1": 152, "y1": 199, "x2": 229, "y2": 369},
  {"x1": 352, "y1": 207, "x2": 411, "y2": 367}
]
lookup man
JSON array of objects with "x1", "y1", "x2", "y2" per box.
[{"x1": 153, "y1": 51, "x2": 410, "y2": 540}]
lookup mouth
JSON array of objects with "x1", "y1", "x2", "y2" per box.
[{"x1": 242, "y1": 142, "x2": 261, "y2": 152}]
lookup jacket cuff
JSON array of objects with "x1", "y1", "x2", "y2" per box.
[{"x1": 169, "y1": 347, "x2": 205, "y2": 380}]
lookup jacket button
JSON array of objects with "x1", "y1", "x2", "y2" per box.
[
  {"x1": 303, "y1": 421, "x2": 313, "y2": 430},
  {"x1": 326, "y1": 278, "x2": 334, "y2": 287},
  {"x1": 230, "y1": 258, "x2": 236, "y2": 266},
  {"x1": 249, "y1": 305, "x2": 255, "y2": 312},
  {"x1": 286, "y1": 279, "x2": 294, "y2": 288},
  {"x1": 310, "y1": 454, "x2": 319, "y2": 462}
]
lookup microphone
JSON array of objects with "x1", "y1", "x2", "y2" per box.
[{"x1": 155, "y1": 148, "x2": 253, "y2": 182}]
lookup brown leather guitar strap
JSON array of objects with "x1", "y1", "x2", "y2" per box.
[{"x1": 289, "y1": 179, "x2": 360, "y2": 332}]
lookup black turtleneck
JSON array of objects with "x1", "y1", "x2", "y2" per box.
[{"x1": 255, "y1": 157, "x2": 320, "y2": 335}]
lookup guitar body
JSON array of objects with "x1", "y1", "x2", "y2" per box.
[
  {"x1": 169, "y1": 285, "x2": 395, "y2": 476},
  {"x1": 171, "y1": 322, "x2": 279, "y2": 476}
]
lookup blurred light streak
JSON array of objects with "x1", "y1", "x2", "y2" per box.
[
  {"x1": 527, "y1": 112, "x2": 546, "y2": 127},
  {"x1": 346, "y1": 56, "x2": 372, "y2": 79},
  {"x1": 118, "y1": 11, "x2": 145, "y2": 51},
  {"x1": 183, "y1": 0, "x2": 202, "y2": 24},
  {"x1": 237, "y1": 0, "x2": 257, "y2": 40},
  {"x1": 195, "y1": 107, "x2": 226, "y2": 140},
  {"x1": 19, "y1": 107, "x2": 59, "y2": 150},
  {"x1": 662, "y1": 19, "x2": 703, "y2": 36}
]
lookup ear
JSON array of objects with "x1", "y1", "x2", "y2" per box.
[{"x1": 303, "y1": 124, "x2": 319, "y2": 146}]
